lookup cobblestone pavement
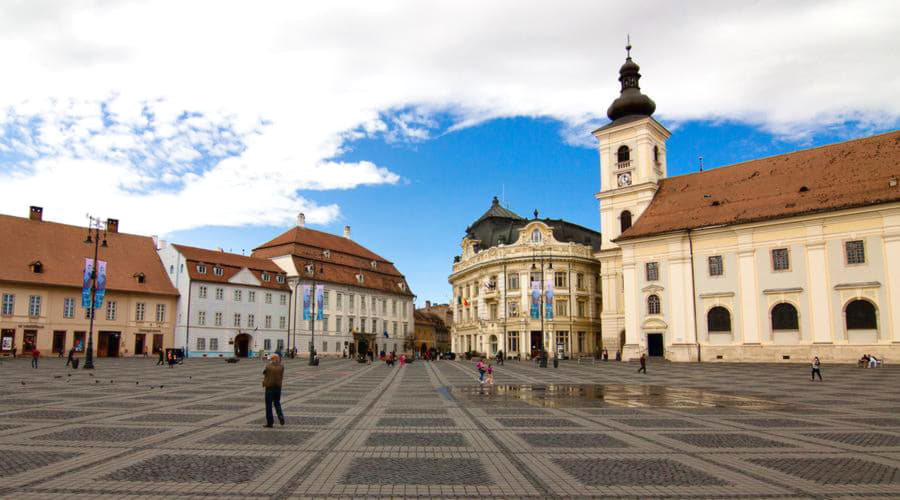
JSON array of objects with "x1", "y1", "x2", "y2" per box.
[{"x1": 1, "y1": 356, "x2": 900, "y2": 498}]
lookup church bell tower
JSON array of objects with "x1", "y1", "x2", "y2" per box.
[{"x1": 594, "y1": 41, "x2": 670, "y2": 249}]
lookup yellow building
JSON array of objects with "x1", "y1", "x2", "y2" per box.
[
  {"x1": 594, "y1": 45, "x2": 900, "y2": 362},
  {"x1": 0, "y1": 207, "x2": 178, "y2": 357},
  {"x1": 450, "y1": 198, "x2": 603, "y2": 359}
]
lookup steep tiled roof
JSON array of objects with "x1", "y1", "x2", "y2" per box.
[
  {"x1": 251, "y1": 226, "x2": 413, "y2": 297},
  {"x1": 0, "y1": 213, "x2": 178, "y2": 296},
  {"x1": 617, "y1": 130, "x2": 900, "y2": 241},
  {"x1": 172, "y1": 244, "x2": 290, "y2": 291}
]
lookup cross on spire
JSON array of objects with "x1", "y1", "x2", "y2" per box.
[{"x1": 626, "y1": 34, "x2": 631, "y2": 58}]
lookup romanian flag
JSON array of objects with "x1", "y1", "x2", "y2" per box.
[{"x1": 463, "y1": 298, "x2": 469, "y2": 306}]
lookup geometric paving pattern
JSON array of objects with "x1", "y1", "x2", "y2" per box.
[
  {"x1": 2, "y1": 356, "x2": 900, "y2": 497},
  {"x1": 748, "y1": 457, "x2": 900, "y2": 484}
]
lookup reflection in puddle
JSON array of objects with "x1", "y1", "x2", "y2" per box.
[{"x1": 448, "y1": 384, "x2": 780, "y2": 409}]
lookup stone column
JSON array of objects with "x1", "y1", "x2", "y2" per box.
[
  {"x1": 737, "y1": 235, "x2": 761, "y2": 344},
  {"x1": 621, "y1": 247, "x2": 641, "y2": 360},
  {"x1": 884, "y1": 230, "x2": 900, "y2": 343},
  {"x1": 805, "y1": 236, "x2": 833, "y2": 344}
]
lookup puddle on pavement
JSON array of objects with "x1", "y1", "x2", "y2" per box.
[{"x1": 447, "y1": 384, "x2": 780, "y2": 409}]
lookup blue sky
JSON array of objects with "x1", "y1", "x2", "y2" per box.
[
  {"x1": 0, "y1": 2, "x2": 897, "y2": 306},
  {"x1": 166, "y1": 116, "x2": 899, "y2": 305}
]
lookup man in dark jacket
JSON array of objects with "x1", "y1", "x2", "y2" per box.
[
  {"x1": 66, "y1": 347, "x2": 76, "y2": 367},
  {"x1": 262, "y1": 354, "x2": 285, "y2": 427}
]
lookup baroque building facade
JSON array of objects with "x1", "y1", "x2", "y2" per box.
[
  {"x1": 450, "y1": 198, "x2": 603, "y2": 358},
  {"x1": 251, "y1": 214, "x2": 415, "y2": 358},
  {"x1": 0, "y1": 206, "x2": 177, "y2": 358},
  {"x1": 157, "y1": 244, "x2": 291, "y2": 358},
  {"x1": 595, "y1": 45, "x2": 900, "y2": 362}
]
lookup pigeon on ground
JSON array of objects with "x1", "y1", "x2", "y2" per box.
[{"x1": 20, "y1": 381, "x2": 25, "y2": 385}]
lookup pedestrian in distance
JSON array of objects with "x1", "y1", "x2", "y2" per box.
[
  {"x1": 486, "y1": 362, "x2": 494, "y2": 385},
  {"x1": 811, "y1": 356, "x2": 823, "y2": 381},
  {"x1": 31, "y1": 348, "x2": 40, "y2": 369},
  {"x1": 476, "y1": 359, "x2": 486, "y2": 383},
  {"x1": 167, "y1": 350, "x2": 175, "y2": 368},
  {"x1": 66, "y1": 347, "x2": 75, "y2": 367},
  {"x1": 10, "y1": 343, "x2": 16, "y2": 358},
  {"x1": 157, "y1": 349, "x2": 165, "y2": 366},
  {"x1": 262, "y1": 353, "x2": 285, "y2": 427},
  {"x1": 637, "y1": 353, "x2": 647, "y2": 374}
]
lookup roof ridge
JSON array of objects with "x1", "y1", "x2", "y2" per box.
[{"x1": 666, "y1": 129, "x2": 900, "y2": 181}]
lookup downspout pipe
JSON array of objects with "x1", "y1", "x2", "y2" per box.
[
  {"x1": 688, "y1": 229, "x2": 700, "y2": 363},
  {"x1": 185, "y1": 280, "x2": 192, "y2": 358}
]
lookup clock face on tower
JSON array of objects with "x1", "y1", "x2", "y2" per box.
[{"x1": 617, "y1": 172, "x2": 632, "y2": 187}]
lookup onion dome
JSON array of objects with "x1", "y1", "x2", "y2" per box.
[{"x1": 606, "y1": 42, "x2": 656, "y2": 121}]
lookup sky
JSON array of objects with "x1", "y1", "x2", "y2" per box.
[{"x1": 1, "y1": 1, "x2": 898, "y2": 305}]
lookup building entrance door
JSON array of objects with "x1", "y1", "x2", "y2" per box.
[
  {"x1": 98, "y1": 332, "x2": 121, "y2": 357},
  {"x1": 23, "y1": 330, "x2": 37, "y2": 352},
  {"x1": 152, "y1": 334, "x2": 163, "y2": 354},
  {"x1": 647, "y1": 333, "x2": 664, "y2": 357},
  {"x1": 530, "y1": 331, "x2": 543, "y2": 358},
  {"x1": 134, "y1": 334, "x2": 146, "y2": 356},
  {"x1": 234, "y1": 334, "x2": 251, "y2": 357},
  {"x1": 52, "y1": 331, "x2": 67, "y2": 354}
]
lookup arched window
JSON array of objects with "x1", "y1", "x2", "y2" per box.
[
  {"x1": 620, "y1": 210, "x2": 632, "y2": 233},
  {"x1": 846, "y1": 300, "x2": 877, "y2": 330},
  {"x1": 707, "y1": 306, "x2": 731, "y2": 332},
  {"x1": 489, "y1": 335, "x2": 498, "y2": 355},
  {"x1": 617, "y1": 145, "x2": 630, "y2": 163},
  {"x1": 531, "y1": 229, "x2": 542, "y2": 243},
  {"x1": 771, "y1": 303, "x2": 799, "y2": 330},
  {"x1": 653, "y1": 145, "x2": 659, "y2": 163},
  {"x1": 647, "y1": 294, "x2": 661, "y2": 315}
]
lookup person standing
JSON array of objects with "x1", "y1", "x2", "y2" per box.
[
  {"x1": 486, "y1": 363, "x2": 494, "y2": 385},
  {"x1": 476, "y1": 359, "x2": 486, "y2": 383},
  {"x1": 31, "y1": 347, "x2": 40, "y2": 369},
  {"x1": 811, "y1": 356, "x2": 823, "y2": 381},
  {"x1": 262, "y1": 353, "x2": 285, "y2": 428},
  {"x1": 637, "y1": 353, "x2": 647, "y2": 374},
  {"x1": 156, "y1": 349, "x2": 165, "y2": 366},
  {"x1": 66, "y1": 347, "x2": 76, "y2": 367}
]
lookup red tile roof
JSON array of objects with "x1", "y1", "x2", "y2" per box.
[
  {"x1": 252, "y1": 226, "x2": 412, "y2": 296},
  {"x1": 0, "y1": 213, "x2": 178, "y2": 296},
  {"x1": 171, "y1": 244, "x2": 290, "y2": 291},
  {"x1": 617, "y1": 130, "x2": 900, "y2": 241}
]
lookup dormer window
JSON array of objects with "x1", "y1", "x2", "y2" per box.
[
  {"x1": 262, "y1": 272, "x2": 271, "y2": 282},
  {"x1": 305, "y1": 264, "x2": 314, "y2": 275},
  {"x1": 398, "y1": 282, "x2": 405, "y2": 291},
  {"x1": 370, "y1": 260, "x2": 377, "y2": 269},
  {"x1": 213, "y1": 266, "x2": 223, "y2": 276},
  {"x1": 276, "y1": 275, "x2": 285, "y2": 284},
  {"x1": 531, "y1": 229, "x2": 542, "y2": 244},
  {"x1": 323, "y1": 250, "x2": 330, "y2": 258},
  {"x1": 197, "y1": 264, "x2": 207, "y2": 274},
  {"x1": 133, "y1": 272, "x2": 146, "y2": 284},
  {"x1": 356, "y1": 273, "x2": 364, "y2": 284},
  {"x1": 29, "y1": 261, "x2": 43, "y2": 274}
]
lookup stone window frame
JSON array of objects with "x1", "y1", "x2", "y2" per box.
[
  {"x1": 708, "y1": 255, "x2": 724, "y2": 277},
  {"x1": 645, "y1": 262, "x2": 659, "y2": 282},
  {"x1": 771, "y1": 248, "x2": 791, "y2": 272},
  {"x1": 844, "y1": 239, "x2": 866, "y2": 266}
]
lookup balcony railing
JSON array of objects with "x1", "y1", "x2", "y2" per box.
[{"x1": 616, "y1": 159, "x2": 632, "y2": 170}]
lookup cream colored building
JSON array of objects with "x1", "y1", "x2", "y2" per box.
[
  {"x1": 0, "y1": 207, "x2": 178, "y2": 357},
  {"x1": 595, "y1": 47, "x2": 900, "y2": 362},
  {"x1": 450, "y1": 198, "x2": 604, "y2": 358}
]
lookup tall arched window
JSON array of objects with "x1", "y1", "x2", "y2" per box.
[
  {"x1": 707, "y1": 306, "x2": 731, "y2": 332},
  {"x1": 531, "y1": 229, "x2": 542, "y2": 243},
  {"x1": 620, "y1": 210, "x2": 632, "y2": 233},
  {"x1": 846, "y1": 300, "x2": 877, "y2": 329},
  {"x1": 653, "y1": 145, "x2": 660, "y2": 163},
  {"x1": 771, "y1": 303, "x2": 799, "y2": 330},
  {"x1": 647, "y1": 294, "x2": 661, "y2": 315},
  {"x1": 617, "y1": 145, "x2": 630, "y2": 163}
]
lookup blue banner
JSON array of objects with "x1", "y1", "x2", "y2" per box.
[
  {"x1": 302, "y1": 285, "x2": 311, "y2": 321},
  {"x1": 82, "y1": 258, "x2": 94, "y2": 308},
  {"x1": 315, "y1": 284, "x2": 324, "y2": 321},
  {"x1": 94, "y1": 260, "x2": 107, "y2": 309},
  {"x1": 545, "y1": 277, "x2": 554, "y2": 319},
  {"x1": 530, "y1": 280, "x2": 540, "y2": 319}
]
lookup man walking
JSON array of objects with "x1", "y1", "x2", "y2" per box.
[
  {"x1": 637, "y1": 353, "x2": 647, "y2": 374},
  {"x1": 157, "y1": 349, "x2": 165, "y2": 366},
  {"x1": 262, "y1": 353, "x2": 285, "y2": 428},
  {"x1": 66, "y1": 347, "x2": 76, "y2": 368},
  {"x1": 31, "y1": 347, "x2": 40, "y2": 369}
]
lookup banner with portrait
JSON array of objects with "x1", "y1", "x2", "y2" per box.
[
  {"x1": 545, "y1": 277, "x2": 554, "y2": 319},
  {"x1": 82, "y1": 258, "x2": 94, "y2": 308},
  {"x1": 315, "y1": 284, "x2": 324, "y2": 321},
  {"x1": 302, "y1": 285, "x2": 311, "y2": 320},
  {"x1": 530, "y1": 280, "x2": 540, "y2": 319},
  {"x1": 94, "y1": 260, "x2": 107, "y2": 309}
]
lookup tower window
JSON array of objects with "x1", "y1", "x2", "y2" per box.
[
  {"x1": 617, "y1": 145, "x2": 630, "y2": 163},
  {"x1": 653, "y1": 145, "x2": 660, "y2": 163},
  {"x1": 620, "y1": 210, "x2": 632, "y2": 233}
]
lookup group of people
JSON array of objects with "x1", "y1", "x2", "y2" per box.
[
  {"x1": 384, "y1": 352, "x2": 407, "y2": 367},
  {"x1": 475, "y1": 359, "x2": 495, "y2": 384},
  {"x1": 858, "y1": 354, "x2": 882, "y2": 368}
]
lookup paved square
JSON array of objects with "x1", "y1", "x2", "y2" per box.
[{"x1": 2, "y1": 356, "x2": 900, "y2": 497}]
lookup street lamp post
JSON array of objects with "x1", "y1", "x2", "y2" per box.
[
  {"x1": 531, "y1": 249, "x2": 552, "y2": 368},
  {"x1": 82, "y1": 216, "x2": 108, "y2": 370}
]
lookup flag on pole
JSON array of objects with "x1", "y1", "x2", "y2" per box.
[
  {"x1": 82, "y1": 258, "x2": 94, "y2": 308},
  {"x1": 94, "y1": 260, "x2": 108, "y2": 309}
]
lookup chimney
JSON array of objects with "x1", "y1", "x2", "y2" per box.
[
  {"x1": 158, "y1": 239, "x2": 167, "y2": 250},
  {"x1": 106, "y1": 218, "x2": 119, "y2": 233},
  {"x1": 151, "y1": 235, "x2": 159, "y2": 248},
  {"x1": 425, "y1": 300, "x2": 432, "y2": 308},
  {"x1": 297, "y1": 212, "x2": 306, "y2": 227},
  {"x1": 29, "y1": 206, "x2": 43, "y2": 221},
  {"x1": 343, "y1": 225, "x2": 351, "y2": 239}
]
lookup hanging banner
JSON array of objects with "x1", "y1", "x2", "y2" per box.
[
  {"x1": 82, "y1": 258, "x2": 94, "y2": 308},
  {"x1": 94, "y1": 260, "x2": 108, "y2": 309},
  {"x1": 302, "y1": 285, "x2": 311, "y2": 320},
  {"x1": 530, "y1": 280, "x2": 540, "y2": 319},
  {"x1": 315, "y1": 284, "x2": 324, "y2": 320},
  {"x1": 545, "y1": 277, "x2": 554, "y2": 319}
]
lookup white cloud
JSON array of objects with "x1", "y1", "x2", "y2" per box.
[{"x1": 0, "y1": 0, "x2": 897, "y2": 235}]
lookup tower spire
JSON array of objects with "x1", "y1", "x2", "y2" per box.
[
  {"x1": 626, "y1": 34, "x2": 631, "y2": 58},
  {"x1": 606, "y1": 37, "x2": 656, "y2": 122}
]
